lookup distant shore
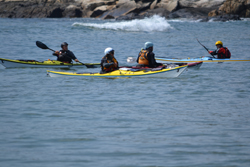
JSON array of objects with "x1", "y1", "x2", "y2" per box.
[{"x1": 0, "y1": 0, "x2": 249, "y2": 22}]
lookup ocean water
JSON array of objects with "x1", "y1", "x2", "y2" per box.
[{"x1": 0, "y1": 16, "x2": 250, "y2": 167}]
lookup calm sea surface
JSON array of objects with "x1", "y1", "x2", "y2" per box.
[{"x1": 0, "y1": 16, "x2": 250, "y2": 167}]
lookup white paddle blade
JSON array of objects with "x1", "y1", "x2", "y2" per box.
[{"x1": 127, "y1": 57, "x2": 136, "y2": 63}]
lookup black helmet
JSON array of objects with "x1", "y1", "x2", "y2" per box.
[{"x1": 61, "y1": 42, "x2": 68, "y2": 48}]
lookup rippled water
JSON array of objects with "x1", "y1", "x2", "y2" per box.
[{"x1": 0, "y1": 17, "x2": 250, "y2": 167}]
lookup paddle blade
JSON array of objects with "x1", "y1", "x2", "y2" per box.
[
  {"x1": 127, "y1": 57, "x2": 136, "y2": 63},
  {"x1": 36, "y1": 41, "x2": 49, "y2": 50}
]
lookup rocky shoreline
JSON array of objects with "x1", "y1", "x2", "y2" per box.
[{"x1": 0, "y1": 0, "x2": 249, "y2": 21}]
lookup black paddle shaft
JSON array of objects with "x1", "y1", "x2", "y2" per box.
[
  {"x1": 36, "y1": 41, "x2": 56, "y2": 52},
  {"x1": 196, "y1": 38, "x2": 209, "y2": 52},
  {"x1": 196, "y1": 38, "x2": 215, "y2": 58}
]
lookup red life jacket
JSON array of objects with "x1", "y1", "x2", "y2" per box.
[{"x1": 218, "y1": 47, "x2": 231, "y2": 59}]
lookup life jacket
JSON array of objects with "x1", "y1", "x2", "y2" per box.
[
  {"x1": 102, "y1": 57, "x2": 118, "y2": 72},
  {"x1": 217, "y1": 47, "x2": 231, "y2": 59},
  {"x1": 138, "y1": 50, "x2": 149, "y2": 65},
  {"x1": 57, "y1": 51, "x2": 74, "y2": 63}
]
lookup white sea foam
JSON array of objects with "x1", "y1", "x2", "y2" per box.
[{"x1": 73, "y1": 15, "x2": 173, "y2": 32}]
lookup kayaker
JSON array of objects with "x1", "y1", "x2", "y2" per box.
[
  {"x1": 208, "y1": 41, "x2": 231, "y2": 59},
  {"x1": 136, "y1": 42, "x2": 162, "y2": 68},
  {"x1": 53, "y1": 42, "x2": 79, "y2": 63},
  {"x1": 100, "y1": 47, "x2": 119, "y2": 74}
]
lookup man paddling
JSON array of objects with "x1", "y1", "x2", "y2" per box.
[
  {"x1": 100, "y1": 47, "x2": 119, "y2": 73},
  {"x1": 208, "y1": 41, "x2": 231, "y2": 59},
  {"x1": 53, "y1": 42, "x2": 79, "y2": 63},
  {"x1": 136, "y1": 42, "x2": 162, "y2": 68}
]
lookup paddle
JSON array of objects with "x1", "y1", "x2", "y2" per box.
[
  {"x1": 36, "y1": 41, "x2": 86, "y2": 66},
  {"x1": 127, "y1": 57, "x2": 137, "y2": 63},
  {"x1": 36, "y1": 41, "x2": 56, "y2": 52},
  {"x1": 196, "y1": 38, "x2": 215, "y2": 58}
]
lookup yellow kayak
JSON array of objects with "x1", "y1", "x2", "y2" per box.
[{"x1": 47, "y1": 64, "x2": 188, "y2": 78}]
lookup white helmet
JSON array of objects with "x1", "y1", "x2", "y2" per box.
[{"x1": 104, "y1": 47, "x2": 114, "y2": 55}]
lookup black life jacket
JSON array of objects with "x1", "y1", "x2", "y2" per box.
[{"x1": 102, "y1": 57, "x2": 118, "y2": 72}]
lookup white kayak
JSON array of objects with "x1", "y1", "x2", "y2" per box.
[{"x1": 156, "y1": 56, "x2": 250, "y2": 63}]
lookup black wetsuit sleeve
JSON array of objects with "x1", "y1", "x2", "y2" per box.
[
  {"x1": 101, "y1": 58, "x2": 105, "y2": 69},
  {"x1": 103, "y1": 62, "x2": 114, "y2": 67},
  {"x1": 147, "y1": 52, "x2": 157, "y2": 68},
  {"x1": 53, "y1": 53, "x2": 59, "y2": 56},
  {"x1": 101, "y1": 57, "x2": 110, "y2": 70}
]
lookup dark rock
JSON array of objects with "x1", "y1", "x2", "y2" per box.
[
  {"x1": 199, "y1": 17, "x2": 209, "y2": 22},
  {"x1": 103, "y1": 14, "x2": 115, "y2": 19},
  {"x1": 115, "y1": 13, "x2": 145, "y2": 20},
  {"x1": 115, "y1": 15, "x2": 134, "y2": 20},
  {"x1": 49, "y1": 7, "x2": 64, "y2": 18},
  {"x1": 63, "y1": 5, "x2": 83, "y2": 18},
  {"x1": 135, "y1": 0, "x2": 155, "y2": 2},
  {"x1": 199, "y1": 14, "x2": 241, "y2": 22},
  {"x1": 167, "y1": 7, "x2": 211, "y2": 19},
  {"x1": 210, "y1": 14, "x2": 241, "y2": 21}
]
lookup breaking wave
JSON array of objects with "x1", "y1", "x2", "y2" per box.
[{"x1": 72, "y1": 15, "x2": 173, "y2": 32}]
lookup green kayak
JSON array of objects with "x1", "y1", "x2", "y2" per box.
[{"x1": 0, "y1": 58, "x2": 100, "y2": 68}]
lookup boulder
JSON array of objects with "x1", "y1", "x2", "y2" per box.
[
  {"x1": 179, "y1": 0, "x2": 225, "y2": 8},
  {"x1": 156, "y1": 0, "x2": 180, "y2": 12},
  {"x1": 63, "y1": 4, "x2": 82, "y2": 17},
  {"x1": 84, "y1": 1, "x2": 105, "y2": 11},
  {"x1": 150, "y1": 0, "x2": 158, "y2": 10},
  {"x1": 100, "y1": 0, "x2": 153, "y2": 19},
  {"x1": 99, "y1": 0, "x2": 137, "y2": 19},
  {"x1": 217, "y1": 0, "x2": 250, "y2": 17},
  {"x1": 90, "y1": 5, "x2": 109, "y2": 17},
  {"x1": 208, "y1": 9, "x2": 219, "y2": 17}
]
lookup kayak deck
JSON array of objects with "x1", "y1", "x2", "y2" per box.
[
  {"x1": 0, "y1": 58, "x2": 100, "y2": 68},
  {"x1": 47, "y1": 64, "x2": 188, "y2": 78}
]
